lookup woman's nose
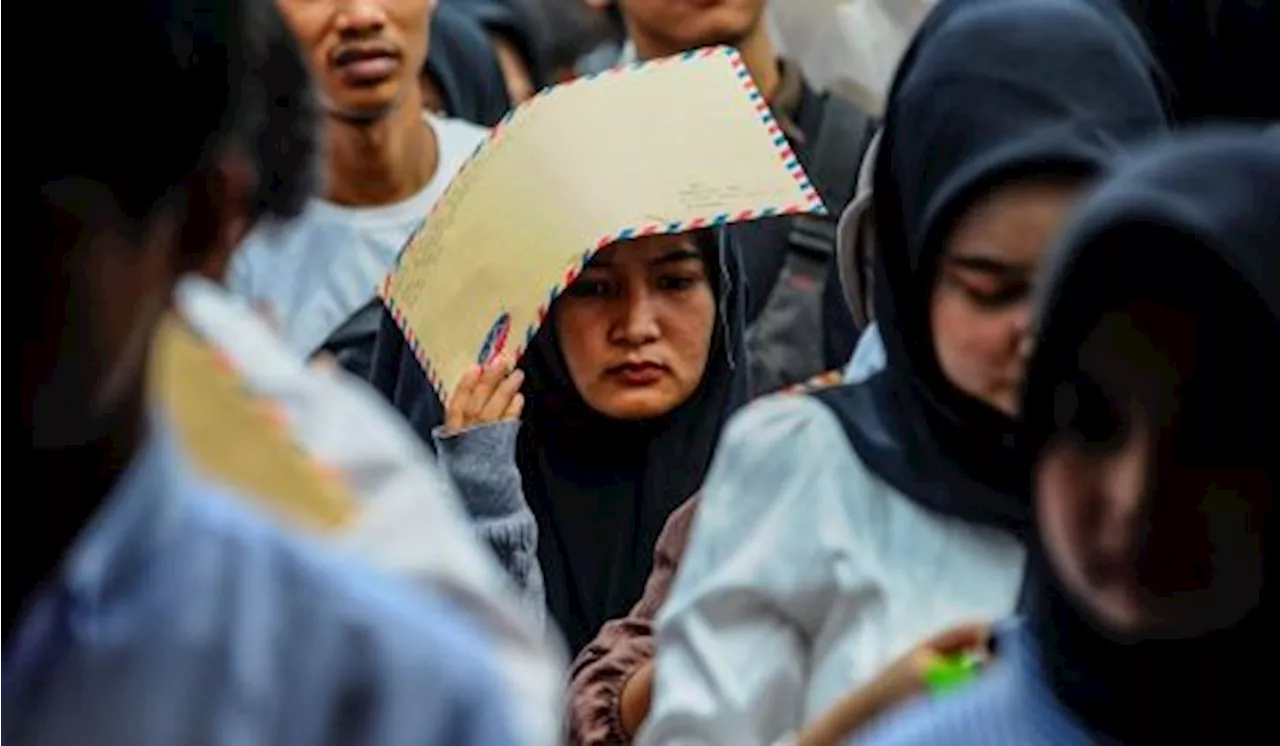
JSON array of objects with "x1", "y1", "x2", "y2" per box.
[{"x1": 614, "y1": 294, "x2": 661, "y2": 346}]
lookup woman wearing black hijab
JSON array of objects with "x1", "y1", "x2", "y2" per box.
[
  {"x1": 639, "y1": 1, "x2": 1168, "y2": 743},
  {"x1": 858, "y1": 130, "x2": 1278, "y2": 745},
  {"x1": 436, "y1": 229, "x2": 749, "y2": 654}
]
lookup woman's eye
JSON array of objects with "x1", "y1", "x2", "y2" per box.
[
  {"x1": 564, "y1": 279, "x2": 613, "y2": 298},
  {"x1": 657, "y1": 275, "x2": 697, "y2": 291},
  {"x1": 1053, "y1": 375, "x2": 1129, "y2": 454},
  {"x1": 962, "y1": 280, "x2": 1031, "y2": 309}
]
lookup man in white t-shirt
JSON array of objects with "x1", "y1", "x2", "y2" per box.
[{"x1": 229, "y1": 0, "x2": 488, "y2": 357}]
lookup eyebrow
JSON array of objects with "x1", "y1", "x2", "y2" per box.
[
  {"x1": 587, "y1": 244, "x2": 703, "y2": 269},
  {"x1": 651, "y1": 247, "x2": 704, "y2": 266},
  {"x1": 943, "y1": 253, "x2": 1032, "y2": 279}
]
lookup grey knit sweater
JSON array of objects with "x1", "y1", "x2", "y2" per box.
[{"x1": 434, "y1": 421, "x2": 546, "y2": 625}]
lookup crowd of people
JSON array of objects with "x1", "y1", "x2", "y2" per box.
[{"x1": 17, "y1": 0, "x2": 1279, "y2": 745}]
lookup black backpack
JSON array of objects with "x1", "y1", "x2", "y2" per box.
[{"x1": 744, "y1": 92, "x2": 875, "y2": 396}]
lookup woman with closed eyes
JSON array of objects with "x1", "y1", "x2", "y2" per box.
[{"x1": 638, "y1": 1, "x2": 1171, "y2": 743}]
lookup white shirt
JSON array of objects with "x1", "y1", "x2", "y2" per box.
[
  {"x1": 228, "y1": 114, "x2": 488, "y2": 355},
  {"x1": 173, "y1": 277, "x2": 566, "y2": 746},
  {"x1": 638, "y1": 380, "x2": 1025, "y2": 745}
]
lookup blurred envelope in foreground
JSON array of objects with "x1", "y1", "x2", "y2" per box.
[
  {"x1": 152, "y1": 313, "x2": 356, "y2": 531},
  {"x1": 381, "y1": 45, "x2": 823, "y2": 398}
]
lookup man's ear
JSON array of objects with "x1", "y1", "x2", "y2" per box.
[{"x1": 176, "y1": 152, "x2": 258, "y2": 283}]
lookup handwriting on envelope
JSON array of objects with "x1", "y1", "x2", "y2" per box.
[{"x1": 382, "y1": 45, "x2": 825, "y2": 398}]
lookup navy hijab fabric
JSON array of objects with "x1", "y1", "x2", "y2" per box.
[
  {"x1": 425, "y1": 1, "x2": 513, "y2": 126},
  {"x1": 442, "y1": 0, "x2": 550, "y2": 92},
  {"x1": 813, "y1": 0, "x2": 1168, "y2": 539},
  {"x1": 1020, "y1": 131, "x2": 1279, "y2": 743},
  {"x1": 1117, "y1": 0, "x2": 1280, "y2": 123}
]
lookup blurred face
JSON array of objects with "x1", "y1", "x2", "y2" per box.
[
  {"x1": 932, "y1": 180, "x2": 1085, "y2": 415},
  {"x1": 1036, "y1": 301, "x2": 1271, "y2": 638},
  {"x1": 27, "y1": 164, "x2": 252, "y2": 450},
  {"x1": 555, "y1": 233, "x2": 717, "y2": 420},
  {"x1": 29, "y1": 186, "x2": 176, "y2": 449},
  {"x1": 620, "y1": 0, "x2": 765, "y2": 57},
  {"x1": 277, "y1": 0, "x2": 433, "y2": 120}
]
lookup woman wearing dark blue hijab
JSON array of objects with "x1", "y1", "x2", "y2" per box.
[
  {"x1": 858, "y1": 130, "x2": 1279, "y2": 744},
  {"x1": 640, "y1": 1, "x2": 1169, "y2": 743}
]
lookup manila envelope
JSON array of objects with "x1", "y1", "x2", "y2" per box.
[{"x1": 381, "y1": 45, "x2": 824, "y2": 399}]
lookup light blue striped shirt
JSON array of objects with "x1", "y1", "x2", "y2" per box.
[
  {"x1": 854, "y1": 621, "x2": 1100, "y2": 746},
  {"x1": 4, "y1": 424, "x2": 517, "y2": 746}
]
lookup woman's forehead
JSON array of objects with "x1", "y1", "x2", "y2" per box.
[{"x1": 591, "y1": 233, "x2": 703, "y2": 267}]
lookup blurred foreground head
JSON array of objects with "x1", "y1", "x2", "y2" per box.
[
  {"x1": 27, "y1": 0, "x2": 317, "y2": 449},
  {"x1": 1022, "y1": 129, "x2": 1278, "y2": 742}
]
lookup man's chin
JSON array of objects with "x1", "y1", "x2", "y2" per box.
[
  {"x1": 673, "y1": 11, "x2": 758, "y2": 50},
  {"x1": 321, "y1": 90, "x2": 403, "y2": 124}
]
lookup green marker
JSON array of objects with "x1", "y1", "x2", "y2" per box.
[{"x1": 924, "y1": 652, "x2": 983, "y2": 695}]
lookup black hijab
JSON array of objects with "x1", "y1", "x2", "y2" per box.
[
  {"x1": 424, "y1": 1, "x2": 513, "y2": 126},
  {"x1": 1020, "y1": 130, "x2": 1279, "y2": 743},
  {"x1": 1117, "y1": 0, "x2": 1280, "y2": 123},
  {"x1": 813, "y1": 0, "x2": 1168, "y2": 539},
  {"x1": 442, "y1": 0, "x2": 551, "y2": 92},
  {"x1": 520, "y1": 230, "x2": 749, "y2": 653}
]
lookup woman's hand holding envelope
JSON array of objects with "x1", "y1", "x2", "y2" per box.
[{"x1": 444, "y1": 353, "x2": 525, "y2": 434}]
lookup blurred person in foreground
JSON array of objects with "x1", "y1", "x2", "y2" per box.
[
  {"x1": 11, "y1": 1, "x2": 519, "y2": 744},
  {"x1": 859, "y1": 130, "x2": 1277, "y2": 746},
  {"x1": 637, "y1": 0, "x2": 1169, "y2": 742}
]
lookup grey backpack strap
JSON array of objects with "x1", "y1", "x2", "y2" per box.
[
  {"x1": 788, "y1": 93, "x2": 872, "y2": 258},
  {"x1": 747, "y1": 94, "x2": 874, "y2": 396}
]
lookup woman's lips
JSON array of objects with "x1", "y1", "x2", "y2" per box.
[{"x1": 608, "y1": 362, "x2": 667, "y2": 386}]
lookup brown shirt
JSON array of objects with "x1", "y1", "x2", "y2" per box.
[{"x1": 568, "y1": 497, "x2": 699, "y2": 745}]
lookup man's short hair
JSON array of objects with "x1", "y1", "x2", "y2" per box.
[{"x1": 39, "y1": 0, "x2": 318, "y2": 226}]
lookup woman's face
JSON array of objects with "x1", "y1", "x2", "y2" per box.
[
  {"x1": 1035, "y1": 301, "x2": 1270, "y2": 638},
  {"x1": 932, "y1": 180, "x2": 1085, "y2": 415},
  {"x1": 555, "y1": 233, "x2": 717, "y2": 420}
]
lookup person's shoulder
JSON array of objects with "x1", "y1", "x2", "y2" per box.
[
  {"x1": 701, "y1": 387, "x2": 855, "y2": 517},
  {"x1": 721, "y1": 381, "x2": 849, "y2": 454},
  {"x1": 855, "y1": 660, "x2": 1027, "y2": 746},
  {"x1": 428, "y1": 113, "x2": 490, "y2": 158}
]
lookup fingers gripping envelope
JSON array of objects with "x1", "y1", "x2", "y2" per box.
[{"x1": 380, "y1": 45, "x2": 825, "y2": 400}]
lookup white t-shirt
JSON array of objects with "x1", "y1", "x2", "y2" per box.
[
  {"x1": 638, "y1": 327, "x2": 1024, "y2": 746},
  {"x1": 228, "y1": 114, "x2": 488, "y2": 355}
]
